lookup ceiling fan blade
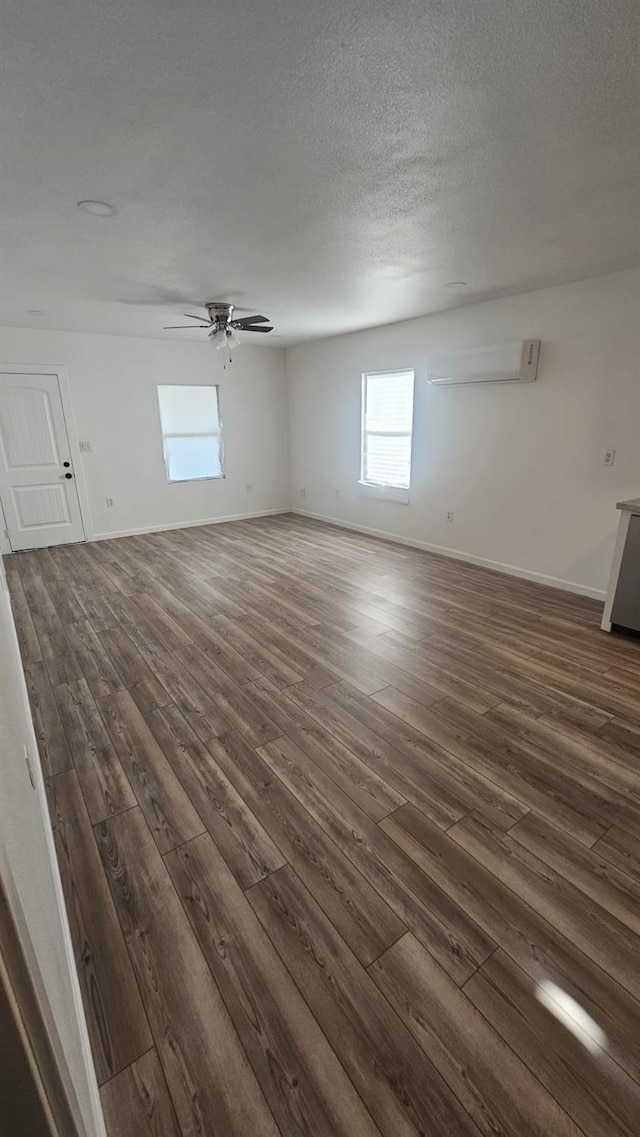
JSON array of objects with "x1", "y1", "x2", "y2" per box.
[
  {"x1": 231, "y1": 314, "x2": 270, "y2": 328},
  {"x1": 183, "y1": 313, "x2": 212, "y2": 324},
  {"x1": 243, "y1": 325, "x2": 274, "y2": 333},
  {"x1": 163, "y1": 324, "x2": 209, "y2": 329}
]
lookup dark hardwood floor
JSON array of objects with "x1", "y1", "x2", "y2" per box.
[{"x1": 6, "y1": 513, "x2": 640, "y2": 1137}]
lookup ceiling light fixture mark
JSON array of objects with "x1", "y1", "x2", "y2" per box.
[{"x1": 77, "y1": 200, "x2": 116, "y2": 216}]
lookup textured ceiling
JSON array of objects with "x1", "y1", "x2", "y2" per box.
[{"x1": 1, "y1": 0, "x2": 639, "y2": 345}]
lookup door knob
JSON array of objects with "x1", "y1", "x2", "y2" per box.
[{"x1": 64, "y1": 472, "x2": 73, "y2": 479}]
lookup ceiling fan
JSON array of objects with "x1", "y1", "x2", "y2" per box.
[{"x1": 163, "y1": 301, "x2": 273, "y2": 354}]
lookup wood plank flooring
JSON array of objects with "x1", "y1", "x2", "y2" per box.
[{"x1": 6, "y1": 513, "x2": 640, "y2": 1137}]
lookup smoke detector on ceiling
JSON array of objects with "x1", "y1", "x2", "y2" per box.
[{"x1": 77, "y1": 200, "x2": 116, "y2": 216}]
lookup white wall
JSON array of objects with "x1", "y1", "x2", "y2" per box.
[
  {"x1": 0, "y1": 328, "x2": 289, "y2": 546},
  {"x1": 0, "y1": 560, "x2": 105, "y2": 1137},
  {"x1": 286, "y1": 268, "x2": 640, "y2": 597}
]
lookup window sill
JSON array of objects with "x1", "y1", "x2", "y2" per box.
[
  {"x1": 167, "y1": 474, "x2": 226, "y2": 484},
  {"x1": 357, "y1": 480, "x2": 410, "y2": 504}
]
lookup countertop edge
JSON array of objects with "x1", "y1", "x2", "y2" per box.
[{"x1": 616, "y1": 498, "x2": 640, "y2": 513}]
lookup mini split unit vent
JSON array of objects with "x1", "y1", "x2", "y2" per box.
[{"x1": 427, "y1": 340, "x2": 541, "y2": 386}]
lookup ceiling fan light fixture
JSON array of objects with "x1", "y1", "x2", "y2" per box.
[{"x1": 210, "y1": 327, "x2": 228, "y2": 350}]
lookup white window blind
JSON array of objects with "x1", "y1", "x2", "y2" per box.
[
  {"x1": 157, "y1": 384, "x2": 224, "y2": 483},
  {"x1": 361, "y1": 370, "x2": 414, "y2": 495}
]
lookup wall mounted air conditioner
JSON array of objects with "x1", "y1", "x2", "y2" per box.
[{"x1": 426, "y1": 340, "x2": 541, "y2": 386}]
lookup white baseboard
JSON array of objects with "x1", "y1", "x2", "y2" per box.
[
  {"x1": 290, "y1": 508, "x2": 606, "y2": 602},
  {"x1": 91, "y1": 507, "x2": 290, "y2": 542}
]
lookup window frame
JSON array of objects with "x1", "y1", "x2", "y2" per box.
[
  {"x1": 359, "y1": 368, "x2": 415, "y2": 504},
  {"x1": 157, "y1": 383, "x2": 225, "y2": 485}
]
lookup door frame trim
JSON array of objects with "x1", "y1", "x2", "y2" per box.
[
  {"x1": 1, "y1": 879, "x2": 80, "y2": 1136},
  {"x1": 0, "y1": 364, "x2": 93, "y2": 554}
]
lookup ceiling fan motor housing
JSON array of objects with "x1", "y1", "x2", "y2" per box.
[{"x1": 206, "y1": 302, "x2": 235, "y2": 330}]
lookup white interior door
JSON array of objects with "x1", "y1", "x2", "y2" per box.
[{"x1": 0, "y1": 372, "x2": 85, "y2": 551}]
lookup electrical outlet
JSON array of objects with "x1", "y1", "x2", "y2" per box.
[
  {"x1": 246, "y1": 483, "x2": 252, "y2": 493},
  {"x1": 603, "y1": 449, "x2": 616, "y2": 467},
  {"x1": 105, "y1": 497, "x2": 114, "y2": 508},
  {"x1": 78, "y1": 441, "x2": 92, "y2": 453},
  {"x1": 446, "y1": 510, "x2": 454, "y2": 522},
  {"x1": 300, "y1": 487, "x2": 306, "y2": 498}
]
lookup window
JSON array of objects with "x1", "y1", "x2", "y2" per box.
[
  {"x1": 157, "y1": 384, "x2": 224, "y2": 483},
  {"x1": 360, "y1": 369, "x2": 414, "y2": 502}
]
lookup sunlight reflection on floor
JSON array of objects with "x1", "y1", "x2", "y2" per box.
[{"x1": 537, "y1": 980, "x2": 607, "y2": 1055}]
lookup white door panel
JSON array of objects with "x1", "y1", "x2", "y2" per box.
[
  {"x1": 0, "y1": 372, "x2": 85, "y2": 550},
  {"x1": 13, "y1": 483, "x2": 72, "y2": 527}
]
